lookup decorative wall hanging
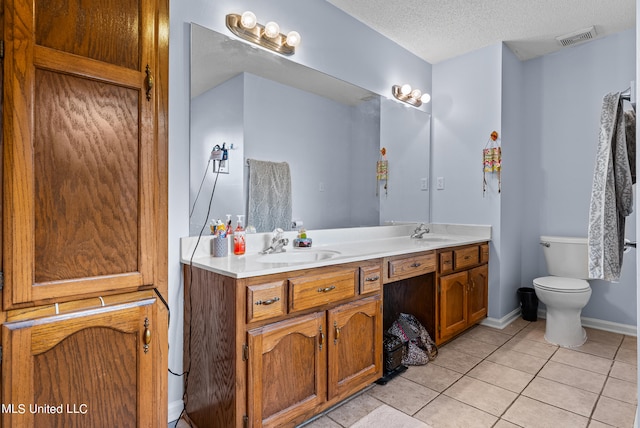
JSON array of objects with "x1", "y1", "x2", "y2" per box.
[
  {"x1": 483, "y1": 131, "x2": 501, "y2": 196},
  {"x1": 377, "y1": 147, "x2": 388, "y2": 196}
]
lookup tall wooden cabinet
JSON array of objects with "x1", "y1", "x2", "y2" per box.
[{"x1": 1, "y1": 0, "x2": 169, "y2": 426}]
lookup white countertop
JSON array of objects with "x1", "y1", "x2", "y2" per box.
[{"x1": 180, "y1": 223, "x2": 491, "y2": 278}]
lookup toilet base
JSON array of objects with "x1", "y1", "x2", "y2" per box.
[{"x1": 543, "y1": 308, "x2": 587, "y2": 348}]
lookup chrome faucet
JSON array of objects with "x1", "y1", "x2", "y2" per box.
[
  {"x1": 410, "y1": 223, "x2": 430, "y2": 239},
  {"x1": 261, "y1": 228, "x2": 290, "y2": 254}
]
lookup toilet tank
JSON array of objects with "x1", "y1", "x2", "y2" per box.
[{"x1": 540, "y1": 235, "x2": 590, "y2": 279}]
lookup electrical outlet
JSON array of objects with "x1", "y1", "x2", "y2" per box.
[
  {"x1": 436, "y1": 177, "x2": 445, "y2": 190},
  {"x1": 420, "y1": 178, "x2": 429, "y2": 191},
  {"x1": 319, "y1": 182, "x2": 325, "y2": 192}
]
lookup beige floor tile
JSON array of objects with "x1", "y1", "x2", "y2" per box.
[
  {"x1": 463, "y1": 325, "x2": 513, "y2": 346},
  {"x1": 327, "y1": 393, "x2": 383, "y2": 427},
  {"x1": 350, "y1": 404, "x2": 432, "y2": 428},
  {"x1": 515, "y1": 323, "x2": 549, "y2": 344},
  {"x1": 537, "y1": 360, "x2": 607, "y2": 393},
  {"x1": 493, "y1": 420, "x2": 521, "y2": 428},
  {"x1": 444, "y1": 336, "x2": 500, "y2": 359},
  {"x1": 609, "y1": 360, "x2": 637, "y2": 383},
  {"x1": 574, "y1": 340, "x2": 619, "y2": 360},
  {"x1": 551, "y1": 348, "x2": 613, "y2": 375},
  {"x1": 522, "y1": 377, "x2": 598, "y2": 417},
  {"x1": 401, "y1": 363, "x2": 462, "y2": 392},
  {"x1": 502, "y1": 336, "x2": 558, "y2": 360},
  {"x1": 583, "y1": 328, "x2": 624, "y2": 347},
  {"x1": 486, "y1": 347, "x2": 548, "y2": 375},
  {"x1": 496, "y1": 317, "x2": 530, "y2": 336},
  {"x1": 467, "y1": 360, "x2": 534, "y2": 393},
  {"x1": 620, "y1": 335, "x2": 637, "y2": 351},
  {"x1": 431, "y1": 347, "x2": 482, "y2": 374},
  {"x1": 300, "y1": 416, "x2": 343, "y2": 428},
  {"x1": 591, "y1": 396, "x2": 637, "y2": 428},
  {"x1": 615, "y1": 347, "x2": 637, "y2": 366},
  {"x1": 368, "y1": 376, "x2": 438, "y2": 415},
  {"x1": 443, "y1": 376, "x2": 517, "y2": 416},
  {"x1": 601, "y1": 377, "x2": 637, "y2": 405},
  {"x1": 414, "y1": 395, "x2": 498, "y2": 428},
  {"x1": 502, "y1": 396, "x2": 589, "y2": 428},
  {"x1": 586, "y1": 420, "x2": 616, "y2": 428}
]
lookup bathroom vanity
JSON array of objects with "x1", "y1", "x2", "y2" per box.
[{"x1": 181, "y1": 224, "x2": 490, "y2": 428}]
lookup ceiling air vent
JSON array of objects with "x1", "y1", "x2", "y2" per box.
[{"x1": 556, "y1": 26, "x2": 596, "y2": 47}]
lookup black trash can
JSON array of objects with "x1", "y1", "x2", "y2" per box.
[{"x1": 517, "y1": 287, "x2": 538, "y2": 321}]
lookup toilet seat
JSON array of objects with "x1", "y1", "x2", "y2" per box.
[{"x1": 533, "y1": 276, "x2": 590, "y2": 293}]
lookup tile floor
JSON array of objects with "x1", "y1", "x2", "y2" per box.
[{"x1": 301, "y1": 318, "x2": 638, "y2": 428}]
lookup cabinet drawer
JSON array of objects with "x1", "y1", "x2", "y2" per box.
[
  {"x1": 387, "y1": 252, "x2": 436, "y2": 281},
  {"x1": 289, "y1": 269, "x2": 357, "y2": 312},
  {"x1": 247, "y1": 281, "x2": 287, "y2": 323},
  {"x1": 454, "y1": 246, "x2": 480, "y2": 270},
  {"x1": 360, "y1": 263, "x2": 382, "y2": 294},
  {"x1": 439, "y1": 251, "x2": 453, "y2": 274}
]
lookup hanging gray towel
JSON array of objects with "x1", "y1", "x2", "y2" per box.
[
  {"x1": 588, "y1": 92, "x2": 634, "y2": 282},
  {"x1": 624, "y1": 109, "x2": 636, "y2": 184},
  {"x1": 247, "y1": 159, "x2": 292, "y2": 233}
]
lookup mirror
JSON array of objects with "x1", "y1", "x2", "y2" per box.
[{"x1": 189, "y1": 23, "x2": 430, "y2": 235}]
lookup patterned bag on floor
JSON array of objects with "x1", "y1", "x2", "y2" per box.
[{"x1": 387, "y1": 313, "x2": 438, "y2": 365}]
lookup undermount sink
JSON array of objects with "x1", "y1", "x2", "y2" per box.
[{"x1": 257, "y1": 249, "x2": 341, "y2": 264}]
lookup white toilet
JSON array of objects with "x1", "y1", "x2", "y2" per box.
[{"x1": 533, "y1": 235, "x2": 592, "y2": 347}]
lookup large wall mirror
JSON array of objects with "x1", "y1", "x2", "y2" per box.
[{"x1": 189, "y1": 23, "x2": 430, "y2": 235}]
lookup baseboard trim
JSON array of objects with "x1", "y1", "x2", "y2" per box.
[
  {"x1": 484, "y1": 308, "x2": 637, "y2": 337},
  {"x1": 481, "y1": 308, "x2": 521, "y2": 330},
  {"x1": 168, "y1": 399, "x2": 184, "y2": 425}
]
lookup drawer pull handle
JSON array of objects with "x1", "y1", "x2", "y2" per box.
[
  {"x1": 334, "y1": 321, "x2": 340, "y2": 345},
  {"x1": 464, "y1": 256, "x2": 471, "y2": 260},
  {"x1": 255, "y1": 297, "x2": 280, "y2": 306},
  {"x1": 317, "y1": 285, "x2": 336, "y2": 293},
  {"x1": 319, "y1": 326, "x2": 325, "y2": 350},
  {"x1": 365, "y1": 275, "x2": 380, "y2": 282},
  {"x1": 411, "y1": 262, "x2": 422, "y2": 268}
]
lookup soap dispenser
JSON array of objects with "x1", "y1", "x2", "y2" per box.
[{"x1": 233, "y1": 215, "x2": 246, "y2": 255}]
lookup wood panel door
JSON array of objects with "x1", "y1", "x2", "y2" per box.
[
  {"x1": 438, "y1": 271, "x2": 468, "y2": 342},
  {"x1": 327, "y1": 296, "x2": 382, "y2": 400},
  {"x1": 247, "y1": 312, "x2": 327, "y2": 428},
  {"x1": 1, "y1": 293, "x2": 162, "y2": 427},
  {"x1": 3, "y1": 0, "x2": 163, "y2": 307},
  {"x1": 468, "y1": 264, "x2": 488, "y2": 325}
]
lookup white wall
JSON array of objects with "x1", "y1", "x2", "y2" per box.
[
  {"x1": 431, "y1": 44, "x2": 503, "y2": 318},
  {"x1": 169, "y1": 0, "x2": 432, "y2": 421},
  {"x1": 522, "y1": 29, "x2": 636, "y2": 326}
]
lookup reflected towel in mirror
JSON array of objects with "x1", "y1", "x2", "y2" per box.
[{"x1": 247, "y1": 159, "x2": 292, "y2": 233}]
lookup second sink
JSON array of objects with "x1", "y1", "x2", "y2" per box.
[{"x1": 257, "y1": 249, "x2": 341, "y2": 264}]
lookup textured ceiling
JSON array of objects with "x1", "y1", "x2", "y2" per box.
[{"x1": 327, "y1": 0, "x2": 636, "y2": 63}]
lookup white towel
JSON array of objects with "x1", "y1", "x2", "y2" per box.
[
  {"x1": 588, "y1": 92, "x2": 634, "y2": 281},
  {"x1": 247, "y1": 159, "x2": 292, "y2": 233}
]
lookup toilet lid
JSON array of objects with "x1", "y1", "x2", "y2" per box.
[{"x1": 533, "y1": 276, "x2": 590, "y2": 292}]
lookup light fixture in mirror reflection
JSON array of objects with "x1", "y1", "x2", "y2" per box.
[
  {"x1": 226, "y1": 12, "x2": 301, "y2": 56},
  {"x1": 392, "y1": 84, "x2": 431, "y2": 107}
]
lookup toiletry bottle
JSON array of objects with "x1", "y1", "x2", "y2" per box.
[
  {"x1": 234, "y1": 215, "x2": 246, "y2": 255},
  {"x1": 226, "y1": 214, "x2": 233, "y2": 236}
]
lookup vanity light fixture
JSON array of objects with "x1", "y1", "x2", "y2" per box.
[
  {"x1": 226, "y1": 11, "x2": 301, "y2": 56},
  {"x1": 392, "y1": 84, "x2": 431, "y2": 107}
]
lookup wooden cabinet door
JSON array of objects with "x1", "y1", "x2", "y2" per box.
[
  {"x1": 3, "y1": 0, "x2": 163, "y2": 307},
  {"x1": 247, "y1": 312, "x2": 327, "y2": 428},
  {"x1": 327, "y1": 296, "x2": 382, "y2": 400},
  {"x1": 1, "y1": 293, "x2": 162, "y2": 427},
  {"x1": 438, "y1": 271, "x2": 468, "y2": 342},
  {"x1": 468, "y1": 264, "x2": 488, "y2": 325}
]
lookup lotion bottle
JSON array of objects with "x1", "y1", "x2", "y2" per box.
[{"x1": 233, "y1": 215, "x2": 246, "y2": 255}]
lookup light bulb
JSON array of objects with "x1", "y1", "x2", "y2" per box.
[
  {"x1": 240, "y1": 11, "x2": 257, "y2": 29},
  {"x1": 400, "y1": 84, "x2": 412, "y2": 96},
  {"x1": 420, "y1": 93, "x2": 431, "y2": 103},
  {"x1": 264, "y1": 21, "x2": 280, "y2": 39},
  {"x1": 285, "y1": 31, "x2": 301, "y2": 47},
  {"x1": 410, "y1": 89, "x2": 422, "y2": 100}
]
